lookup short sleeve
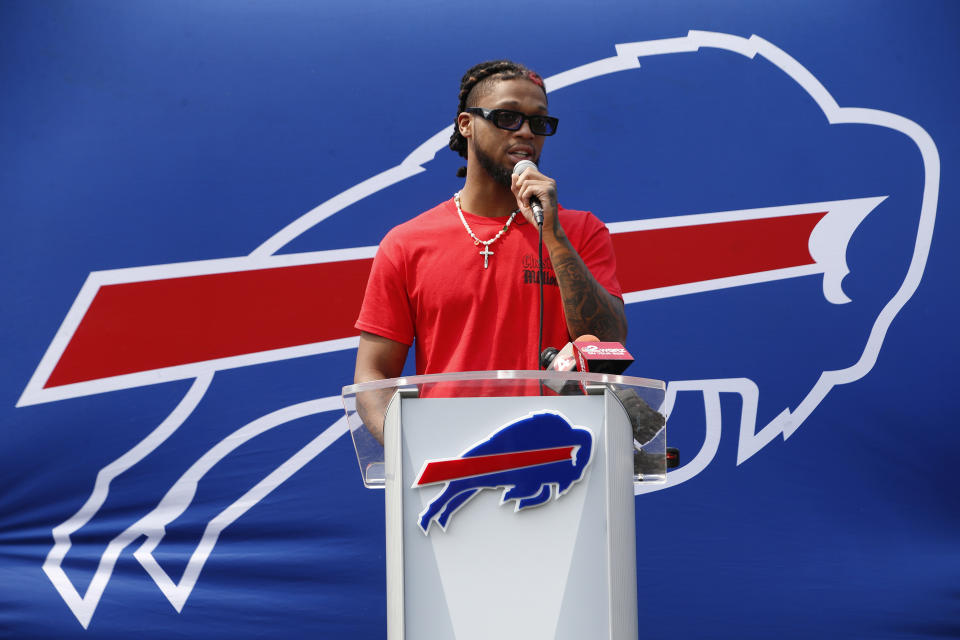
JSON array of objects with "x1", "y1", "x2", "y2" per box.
[{"x1": 354, "y1": 237, "x2": 416, "y2": 346}]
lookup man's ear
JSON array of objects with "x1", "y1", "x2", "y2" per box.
[{"x1": 457, "y1": 111, "x2": 472, "y2": 139}]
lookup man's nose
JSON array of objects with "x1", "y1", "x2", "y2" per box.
[{"x1": 514, "y1": 119, "x2": 535, "y2": 138}]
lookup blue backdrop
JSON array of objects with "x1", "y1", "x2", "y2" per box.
[{"x1": 2, "y1": 1, "x2": 957, "y2": 638}]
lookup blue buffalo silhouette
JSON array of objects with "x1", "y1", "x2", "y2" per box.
[{"x1": 416, "y1": 411, "x2": 593, "y2": 533}]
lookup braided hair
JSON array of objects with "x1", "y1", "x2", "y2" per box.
[{"x1": 449, "y1": 60, "x2": 546, "y2": 177}]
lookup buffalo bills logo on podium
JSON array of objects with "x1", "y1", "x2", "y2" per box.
[{"x1": 413, "y1": 411, "x2": 594, "y2": 534}]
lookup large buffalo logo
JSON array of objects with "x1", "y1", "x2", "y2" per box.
[{"x1": 14, "y1": 31, "x2": 939, "y2": 626}]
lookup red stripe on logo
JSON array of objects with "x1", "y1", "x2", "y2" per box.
[
  {"x1": 45, "y1": 259, "x2": 373, "y2": 388},
  {"x1": 612, "y1": 212, "x2": 826, "y2": 292},
  {"x1": 415, "y1": 446, "x2": 576, "y2": 486},
  {"x1": 43, "y1": 209, "x2": 827, "y2": 389}
]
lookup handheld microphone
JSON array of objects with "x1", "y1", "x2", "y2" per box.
[{"x1": 512, "y1": 160, "x2": 544, "y2": 226}]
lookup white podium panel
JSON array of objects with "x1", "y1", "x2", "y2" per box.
[{"x1": 384, "y1": 390, "x2": 637, "y2": 640}]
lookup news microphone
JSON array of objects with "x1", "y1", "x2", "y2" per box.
[
  {"x1": 571, "y1": 340, "x2": 661, "y2": 448},
  {"x1": 542, "y1": 335, "x2": 598, "y2": 372},
  {"x1": 544, "y1": 338, "x2": 663, "y2": 450},
  {"x1": 572, "y1": 339, "x2": 633, "y2": 375},
  {"x1": 539, "y1": 347, "x2": 560, "y2": 370},
  {"x1": 540, "y1": 335, "x2": 598, "y2": 394},
  {"x1": 513, "y1": 160, "x2": 544, "y2": 226}
]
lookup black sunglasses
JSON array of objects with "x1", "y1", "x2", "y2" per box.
[{"x1": 465, "y1": 107, "x2": 559, "y2": 136}]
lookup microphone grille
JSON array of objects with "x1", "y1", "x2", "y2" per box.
[{"x1": 513, "y1": 160, "x2": 538, "y2": 176}]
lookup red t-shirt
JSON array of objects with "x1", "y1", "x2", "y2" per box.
[{"x1": 355, "y1": 198, "x2": 622, "y2": 375}]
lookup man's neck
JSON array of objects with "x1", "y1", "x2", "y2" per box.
[{"x1": 457, "y1": 166, "x2": 517, "y2": 218}]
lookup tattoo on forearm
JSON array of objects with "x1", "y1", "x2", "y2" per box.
[{"x1": 551, "y1": 248, "x2": 627, "y2": 342}]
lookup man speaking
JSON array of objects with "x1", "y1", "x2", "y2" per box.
[{"x1": 354, "y1": 59, "x2": 627, "y2": 436}]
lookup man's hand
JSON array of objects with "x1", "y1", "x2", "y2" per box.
[{"x1": 511, "y1": 165, "x2": 558, "y2": 233}]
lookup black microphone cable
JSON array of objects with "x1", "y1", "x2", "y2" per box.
[
  {"x1": 537, "y1": 219, "x2": 544, "y2": 371},
  {"x1": 512, "y1": 159, "x2": 546, "y2": 373}
]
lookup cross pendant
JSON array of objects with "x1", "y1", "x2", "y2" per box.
[{"x1": 479, "y1": 246, "x2": 494, "y2": 269}]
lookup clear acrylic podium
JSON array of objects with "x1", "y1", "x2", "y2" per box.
[{"x1": 342, "y1": 370, "x2": 666, "y2": 640}]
